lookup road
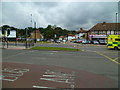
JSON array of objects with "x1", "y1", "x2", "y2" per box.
[{"x1": 1, "y1": 43, "x2": 120, "y2": 88}]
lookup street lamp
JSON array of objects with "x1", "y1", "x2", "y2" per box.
[
  {"x1": 30, "y1": 14, "x2": 33, "y2": 47},
  {"x1": 116, "y1": 13, "x2": 118, "y2": 35},
  {"x1": 34, "y1": 21, "x2": 36, "y2": 43},
  {"x1": 25, "y1": 28, "x2": 28, "y2": 48},
  {"x1": 31, "y1": 14, "x2": 32, "y2": 27}
]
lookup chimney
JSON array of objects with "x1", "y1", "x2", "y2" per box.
[
  {"x1": 80, "y1": 28, "x2": 83, "y2": 30},
  {"x1": 102, "y1": 22, "x2": 106, "y2": 26}
]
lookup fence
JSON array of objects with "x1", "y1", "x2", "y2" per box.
[{"x1": 1, "y1": 40, "x2": 34, "y2": 49}]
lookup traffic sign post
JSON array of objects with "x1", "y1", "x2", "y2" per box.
[{"x1": 7, "y1": 28, "x2": 10, "y2": 48}]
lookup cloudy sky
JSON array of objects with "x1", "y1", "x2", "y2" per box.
[{"x1": 1, "y1": 1, "x2": 118, "y2": 30}]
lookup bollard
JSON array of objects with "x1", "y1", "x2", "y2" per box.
[{"x1": 76, "y1": 45, "x2": 79, "y2": 51}]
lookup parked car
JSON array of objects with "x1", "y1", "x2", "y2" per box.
[
  {"x1": 55, "y1": 40, "x2": 61, "y2": 43},
  {"x1": 82, "y1": 40, "x2": 91, "y2": 44},
  {"x1": 98, "y1": 40, "x2": 106, "y2": 45},
  {"x1": 90, "y1": 40, "x2": 94, "y2": 44},
  {"x1": 63, "y1": 40, "x2": 66, "y2": 43},
  {"x1": 42, "y1": 39, "x2": 47, "y2": 41},
  {"x1": 105, "y1": 40, "x2": 107, "y2": 44},
  {"x1": 93, "y1": 40, "x2": 99, "y2": 44},
  {"x1": 50, "y1": 39, "x2": 54, "y2": 42},
  {"x1": 73, "y1": 39, "x2": 82, "y2": 43}
]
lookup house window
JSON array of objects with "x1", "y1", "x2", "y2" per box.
[
  {"x1": 107, "y1": 31, "x2": 110, "y2": 35},
  {"x1": 103, "y1": 31, "x2": 106, "y2": 35},
  {"x1": 99, "y1": 31, "x2": 103, "y2": 35},
  {"x1": 115, "y1": 31, "x2": 118, "y2": 35},
  {"x1": 119, "y1": 31, "x2": 120, "y2": 34},
  {"x1": 95, "y1": 31, "x2": 98, "y2": 35},
  {"x1": 111, "y1": 31, "x2": 114, "y2": 35},
  {"x1": 92, "y1": 31, "x2": 94, "y2": 35}
]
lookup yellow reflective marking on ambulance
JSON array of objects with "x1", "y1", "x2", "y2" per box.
[{"x1": 107, "y1": 35, "x2": 120, "y2": 49}]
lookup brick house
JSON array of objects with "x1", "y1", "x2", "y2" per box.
[
  {"x1": 88, "y1": 22, "x2": 120, "y2": 40},
  {"x1": 30, "y1": 30, "x2": 43, "y2": 41}
]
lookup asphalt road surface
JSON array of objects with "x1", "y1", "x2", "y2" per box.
[{"x1": 1, "y1": 43, "x2": 120, "y2": 88}]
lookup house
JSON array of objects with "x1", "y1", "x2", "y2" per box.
[
  {"x1": 59, "y1": 36, "x2": 65, "y2": 41},
  {"x1": 88, "y1": 22, "x2": 120, "y2": 40},
  {"x1": 1, "y1": 29, "x2": 16, "y2": 41},
  {"x1": 67, "y1": 33, "x2": 76, "y2": 41},
  {"x1": 76, "y1": 28, "x2": 88, "y2": 40},
  {"x1": 30, "y1": 30, "x2": 43, "y2": 41}
]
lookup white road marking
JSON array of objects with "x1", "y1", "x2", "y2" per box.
[
  {"x1": 3, "y1": 68, "x2": 29, "y2": 73},
  {"x1": 3, "y1": 72, "x2": 23, "y2": 77},
  {"x1": 2, "y1": 76, "x2": 18, "y2": 82},
  {"x1": 40, "y1": 77, "x2": 72, "y2": 84},
  {"x1": 43, "y1": 75, "x2": 57, "y2": 77},
  {"x1": 2, "y1": 68, "x2": 29, "y2": 82},
  {"x1": 33, "y1": 85, "x2": 56, "y2": 89},
  {"x1": 33, "y1": 70, "x2": 75, "y2": 88},
  {"x1": 41, "y1": 70, "x2": 75, "y2": 84},
  {"x1": 43, "y1": 74, "x2": 74, "y2": 78}
]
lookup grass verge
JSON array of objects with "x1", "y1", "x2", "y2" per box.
[{"x1": 31, "y1": 46, "x2": 80, "y2": 51}]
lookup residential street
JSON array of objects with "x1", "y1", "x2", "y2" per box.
[{"x1": 1, "y1": 1, "x2": 120, "y2": 89}]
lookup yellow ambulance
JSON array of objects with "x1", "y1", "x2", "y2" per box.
[{"x1": 107, "y1": 35, "x2": 120, "y2": 50}]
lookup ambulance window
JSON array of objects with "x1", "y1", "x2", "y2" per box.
[
  {"x1": 115, "y1": 39, "x2": 120, "y2": 41},
  {"x1": 110, "y1": 38, "x2": 112, "y2": 40}
]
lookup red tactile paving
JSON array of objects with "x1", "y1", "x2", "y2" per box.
[{"x1": 2, "y1": 62, "x2": 116, "y2": 88}]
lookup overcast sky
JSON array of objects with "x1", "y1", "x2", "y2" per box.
[{"x1": 1, "y1": 1, "x2": 118, "y2": 30}]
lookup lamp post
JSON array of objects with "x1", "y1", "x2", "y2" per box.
[
  {"x1": 31, "y1": 14, "x2": 32, "y2": 28},
  {"x1": 116, "y1": 13, "x2": 118, "y2": 34},
  {"x1": 30, "y1": 14, "x2": 33, "y2": 47},
  {"x1": 34, "y1": 21, "x2": 36, "y2": 43},
  {"x1": 25, "y1": 28, "x2": 28, "y2": 48}
]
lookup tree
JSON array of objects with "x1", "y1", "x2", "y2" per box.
[
  {"x1": 2, "y1": 25, "x2": 10, "y2": 30},
  {"x1": 1, "y1": 24, "x2": 76, "y2": 40}
]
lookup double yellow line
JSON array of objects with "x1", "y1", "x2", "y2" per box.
[{"x1": 96, "y1": 52, "x2": 120, "y2": 64}]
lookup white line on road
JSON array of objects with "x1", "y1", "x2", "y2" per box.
[{"x1": 33, "y1": 85, "x2": 56, "y2": 89}]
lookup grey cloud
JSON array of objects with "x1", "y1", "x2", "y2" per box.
[{"x1": 1, "y1": 2, "x2": 118, "y2": 30}]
